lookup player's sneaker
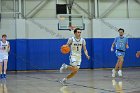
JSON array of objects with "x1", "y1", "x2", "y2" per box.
[
  {"x1": 60, "y1": 63, "x2": 67, "y2": 73},
  {"x1": 112, "y1": 69, "x2": 116, "y2": 78},
  {"x1": 118, "y1": 70, "x2": 122, "y2": 77},
  {"x1": 59, "y1": 78, "x2": 67, "y2": 86}
]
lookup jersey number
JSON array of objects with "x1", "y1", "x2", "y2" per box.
[{"x1": 77, "y1": 47, "x2": 79, "y2": 51}]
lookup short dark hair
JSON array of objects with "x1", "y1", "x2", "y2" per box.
[
  {"x1": 118, "y1": 28, "x2": 124, "y2": 32},
  {"x1": 74, "y1": 28, "x2": 81, "y2": 34},
  {"x1": 2, "y1": 34, "x2": 7, "y2": 38}
]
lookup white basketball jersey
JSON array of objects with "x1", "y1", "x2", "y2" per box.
[
  {"x1": 70, "y1": 37, "x2": 85, "y2": 56},
  {"x1": 0, "y1": 41, "x2": 9, "y2": 54}
]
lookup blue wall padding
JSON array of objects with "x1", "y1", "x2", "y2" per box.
[
  {"x1": 8, "y1": 40, "x2": 16, "y2": 70},
  {"x1": 7, "y1": 38, "x2": 140, "y2": 71}
]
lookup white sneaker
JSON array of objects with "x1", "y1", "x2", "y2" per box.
[
  {"x1": 112, "y1": 69, "x2": 116, "y2": 78},
  {"x1": 60, "y1": 78, "x2": 67, "y2": 86},
  {"x1": 118, "y1": 70, "x2": 122, "y2": 77},
  {"x1": 60, "y1": 63, "x2": 67, "y2": 73}
]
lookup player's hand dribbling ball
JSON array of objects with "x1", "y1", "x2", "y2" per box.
[
  {"x1": 61, "y1": 45, "x2": 70, "y2": 54},
  {"x1": 136, "y1": 51, "x2": 140, "y2": 58}
]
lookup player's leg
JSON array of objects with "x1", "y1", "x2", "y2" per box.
[
  {"x1": 66, "y1": 66, "x2": 79, "y2": 79},
  {"x1": 118, "y1": 56, "x2": 124, "y2": 77},
  {"x1": 0, "y1": 62, "x2": 3, "y2": 78},
  {"x1": 112, "y1": 58, "x2": 120, "y2": 77},
  {"x1": 60, "y1": 65, "x2": 79, "y2": 82},
  {"x1": 60, "y1": 57, "x2": 81, "y2": 85},
  {"x1": 60, "y1": 63, "x2": 78, "y2": 73},
  {"x1": 64, "y1": 59, "x2": 81, "y2": 81},
  {"x1": 115, "y1": 55, "x2": 123, "y2": 70},
  {"x1": 66, "y1": 57, "x2": 81, "y2": 80},
  {"x1": 112, "y1": 51, "x2": 121, "y2": 77},
  {"x1": 60, "y1": 66, "x2": 79, "y2": 85},
  {"x1": 0, "y1": 55, "x2": 3, "y2": 78},
  {"x1": 67, "y1": 65, "x2": 78, "y2": 72},
  {"x1": 118, "y1": 56, "x2": 124, "y2": 70},
  {"x1": 3, "y1": 55, "x2": 8, "y2": 78},
  {"x1": 3, "y1": 60, "x2": 8, "y2": 78},
  {"x1": 60, "y1": 56, "x2": 77, "y2": 73},
  {"x1": 115, "y1": 60, "x2": 119, "y2": 71}
]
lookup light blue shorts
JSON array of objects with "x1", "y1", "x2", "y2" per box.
[{"x1": 115, "y1": 50, "x2": 125, "y2": 57}]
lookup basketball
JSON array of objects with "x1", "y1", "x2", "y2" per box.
[
  {"x1": 136, "y1": 51, "x2": 140, "y2": 58},
  {"x1": 61, "y1": 45, "x2": 70, "y2": 54}
]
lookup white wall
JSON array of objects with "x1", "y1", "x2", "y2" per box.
[
  {"x1": 1, "y1": 18, "x2": 140, "y2": 39},
  {"x1": 25, "y1": 18, "x2": 92, "y2": 39},
  {"x1": 0, "y1": 18, "x2": 91, "y2": 39},
  {"x1": 93, "y1": 19, "x2": 140, "y2": 38},
  {"x1": 128, "y1": 0, "x2": 140, "y2": 18},
  {"x1": 0, "y1": 19, "x2": 16, "y2": 39}
]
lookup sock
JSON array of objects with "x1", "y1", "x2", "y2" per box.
[{"x1": 63, "y1": 78, "x2": 67, "y2": 81}]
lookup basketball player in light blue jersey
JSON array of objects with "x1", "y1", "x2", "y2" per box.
[
  {"x1": 111, "y1": 28, "x2": 129, "y2": 77},
  {"x1": 60, "y1": 28, "x2": 90, "y2": 85}
]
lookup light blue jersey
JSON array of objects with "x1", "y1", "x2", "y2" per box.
[
  {"x1": 114, "y1": 36, "x2": 128, "y2": 51},
  {"x1": 113, "y1": 36, "x2": 128, "y2": 57}
]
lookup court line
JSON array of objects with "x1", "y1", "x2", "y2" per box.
[
  {"x1": 24, "y1": 73, "x2": 140, "y2": 92},
  {"x1": 24, "y1": 75, "x2": 116, "y2": 93}
]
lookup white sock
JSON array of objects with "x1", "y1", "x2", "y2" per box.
[
  {"x1": 63, "y1": 78, "x2": 67, "y2": 81},
  {"x1": 0, "y1": 72, "x2": 2, "y2": 74},
  {"x1": 4, "y1": 72, "x2": 6, "y2": 74}
]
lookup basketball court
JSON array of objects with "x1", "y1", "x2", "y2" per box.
[
  {"x1": 0, "y1": 0, "x2": 140, "y2": 93},
  {"x1": 0, "y1": 68, "x2": 139, "y2": 93}
]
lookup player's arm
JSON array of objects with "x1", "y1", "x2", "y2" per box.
[
  {"x1": 7, "y1": 42, "x2": 10, "y2": 52},
  {"x1": 111, "y1": 43, "x2": 115, "y2": 50},
  {"x1": 66, "y1": 38, "x2": 72, "y2": 46},
  {"x1": 126, "y1": 43, "x2": 129, "y2": 49},
  {"x1": 111, "y1": 38, "x2": 116, "y2": 51},
  {"x1": 82, "y1": 39, "x2": 90, "y2": 60},
  {"x1": 126, "y1": 38, "x2": 129, "y2": 49},
  {"x1": 83, "y1": 45, "x2": 90, "y2": 60}
]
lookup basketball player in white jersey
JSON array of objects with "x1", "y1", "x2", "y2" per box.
[
  {"x1": 0, "y1": 34, "x2": 10, "y2": 78},
  {"x1": 60, "y1": 28, "x2": 90, "y2": 85}
]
